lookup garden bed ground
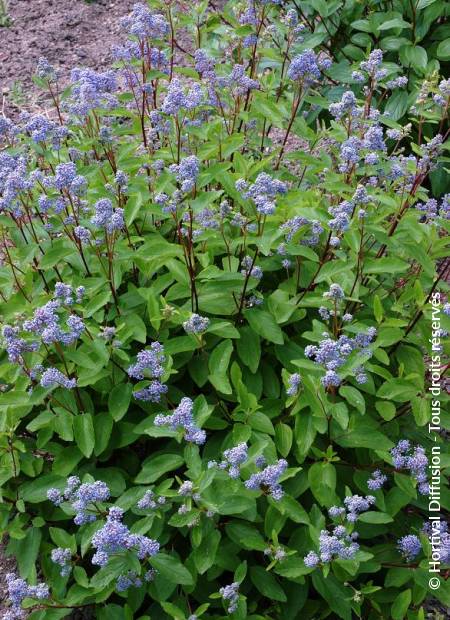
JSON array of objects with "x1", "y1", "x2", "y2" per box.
[{"x1": 0, "y1": 0, "x2": 132, "y2": 115}]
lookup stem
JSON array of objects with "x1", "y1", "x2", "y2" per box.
[
  {"x1": 235, "y1": 249, "x2": 259, "y2": 323},
  {"x1": 275, "y1": 86, "x2": 303, "y2": 169}
]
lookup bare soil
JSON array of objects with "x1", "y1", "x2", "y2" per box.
[{"x1": 0, "y1": 0, "x2": 134, "y2": 114}]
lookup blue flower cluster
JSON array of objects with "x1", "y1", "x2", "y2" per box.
[
  {"x1": 422, "y1": 521, "x2": 450, "y2": 563},
  {"x1": 415, "y1": 194, "x2": 450, "y2": 223},
  {"x1": 91, "y1": 506, "x2": 159, "y2": 567},
  {"x1": 2, "y1": 325, "x2": 39, "y2": 364},
  {"x1": 0, "y1": 153, "x2": 31, "y2": 214},
  {"x1": 4, "y1": 573, "x2": 49, "y2": 619},
  {"x1": 305, "y1": 327, "x2": 377, "y2": 387},
  {"x1": 91, "y1": 198, "x2": 124, "y2": 234},
  {"x1": 219, "y1": 582, "x2": 240, "y2": 614},
  {"x1": 280, "y1": 215, "x2": 323, "y2": 247},
  {"x1": 120, "y1": 2, "x2": 168, "y2": 40},
  {"x1": 241, "y1": 255, "x2": 263, "y2": 280},
  {"x1": 137, "y1": 489, "x2": 166, "y2": 510},
  {"x1": 116, "y1": 570, "x2": 156, "y2": 592},
  {"x1": 47, "y1": 476, "x2": 110, "y2": 524},
  {"x1": 169, "y1": 156, "x2": 201, "y2": 193},
  {"x1": 391, "y1": 440, "x2": 429, "y2": 495},
  {"x1": 127, "y1": 342, "x2": 168, "y2": 402},
  {"x1": 21, "y1": 112, "x2": 68, "y2": 147},
  {"x1": 208, "y1": 442, "x2": 249, "y2": 479},
  {"x1": 236, "y1": 172, "x2": 287, "y2": 215},
  {"x1": 329, "y1": 494, "x2": 375, "y2": 523},
  {"x1": 23, "y1": 285, "x2": 85, "y2": 346},
  {"x1": 264, "y1": 546, "x2": 286, "y2": 562},
  {"x1": 183, "y1": 313, "x2": 210, "y2": 334},
  {"x1": 47, "y1": 477, "x2": 160, "y2": 592},
  {"x1": 51, "y1": 547, "x2": 72, "y2": 577},
  {"x1": 397, "y1": 534, "x2": 421, "y2": 561},
  {"x1": 39, "y1": 367, "x2": 77, "y2": 390},
  {"x1": 287, "y1": 49, "x2": 324, "y2": 83},
  {"x1": 367, "y1": 470, "x2": 387, "y2": 491},
  {"x1": 304, "y1": 526, "x2": 360, "y2": 568},
  {"x1": 162, "y1": 80, "x2": 203, "y2": 116},
  {"x1": 286, "y1": 372, "x2": 301, "y2": 397},
  {"x1": 245, "y1": 458, "x2": 287, "y2": 500},
  {"x1": 154, "y1": 397, "x2": 206, "y2": 444},
  {"x1": 319, "y1": 284, "x2": 352, "y2": 321},
  {"x1": 67, "y1": 68, "x2": 118, "y2": 116}
]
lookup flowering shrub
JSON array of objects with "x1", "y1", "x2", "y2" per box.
[{"x1": 0, "y1": 1, "x2": 449, "y2": 619}]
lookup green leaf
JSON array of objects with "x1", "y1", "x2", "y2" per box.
[
  {"x1": 192, "y1": 530, "x2": 220, "y2": 574},
  {"x1": 437, "y1": 39, "x2": 450, "y2": 60},
  {"x1": 358, "y1": 511, "x2": 393, "y2": 524},
  {"x1": 236, "y1": 326, "x2": 261, "y2": 373},
  {"x1": 411, "y1": 396, "x2": 429, "y2": 426},
  {"x1": 7, "y1": 527, "x2": 41, "y2": 579},
  {"x1": 399, "y1": 45, "x2": 427, "y2": 71},
  {"x1": 207, "y1": 320, "x2": 240, "y2": 339},
  {"x1": 378, "y1": 18, "x2": 411, "y2": 30},
  {"x1": 275, "y1": 496, "x2": 309, "y2": 524},
  {"x1": 417, "y1": 0, "x2": 437, "y2": 7},
  {"x1": 364, "y1": 257, "x2": 409, "y2": 274},
  {"x1": 373, "y1": 295, "x2": 384, "y2": 323},
  {"x1": 275, "y1": 423, "x2": 293, "y2": 457},
  {"x1": 135, "y1": 453, "x2": 184, "y2": 483},
  {"x1": 208, "y1": 372, "x2": 232, "y2": 394},
  {"x1": 39, "y1": 242, "x2": 74, "y2": 269},
  {"x1": 244, "y1": 309, "x2": 284, "y2": 344},
  {"x1": 150, "y1": 553, "x2": 194, "y2": 585},
  {"x1": 308, "y1": 461, "x2": 337, "y2": 504},
  {"x1": 312, "y1": 572, "x2": 352, "y2": 620},
  {"x1": 391, "y1": 589, "x2": 411, "y2": 620},
  {"x1": 295, "y1": 411, "x2": 316, "y2": 459},
  {"x1": 376, "y1": 328, "x2": 404, "y2": 347},
  {"x1": 226, "y1": 522, "x2": 266, "y2": 551},
  {"x1": 334, "y1": 421, "x2": 394, "y2": 450},
  {"x1": 125, "y1": 193, "x2": 143, "y2": 225},
  {"x1": 208, "y1": 339, "x2": 233, "y2": 394},
  {"x1": 90, "y1": 555, "x2": 137, "y2": 589},
  {"x1": 339, "y1": 386, "x2": 365, "y2": 415},
  {"x1": 108, "y1": 383, "x2": 132, "y2": 421},
  {"x1": 275, "y1": 556, "x2": 313, "y2": 578},
  {"x1": 375, "y1": 400, "x2": 397, "y2": 421},
  {"x1": 160, "y1": 602, "x2": 185, "y2": 620},
  {"x1": 218, "y1": 495, "x2": 256, "y2": 515},
  {"x1": 250, "y1": 566, "x2": 287, "y2": 602},
  {"x1": 20, "y1": 474, "x2": 65, "y2": 503},
  {"x1": 252, "y1": 92, "x2": 286, "y2": 127},
  {"x1": 377, "y1": 380, "x2": 418, "y2": 402},
  {"x1": 84, "y1": 290, "x2": 112, "y2": 317},
  {"x1": 52, "y1": 445, "x2": 83, "y2": 476},
  {"x1": 73, "y1": 413, "x2": 95, "y2": 458},
  {"x1": 49, "y1": 527, "x2": 77, "y2": 553},
  {"x1": 0, "y1": 392, "x2": 31, "y2": 406},
  {"x1": 249, "y1": 411, "x2": 274, "y2": 435}
]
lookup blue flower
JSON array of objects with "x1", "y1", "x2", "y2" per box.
[
  {"x1": 154, "y1": 397, "x2": 206, "y2": 445},
  {"x1": 397, "y1": 534, "x2": 421, "y2": 561},
  {"x1": 287, "y1": 50, "x2": 322, "y2": 82},
  {"x1": 183, "y1": 313, "x2": 210, "y2": 334},
  {"x1": 51, "y1": 548, "x2": 72, "y2": 577},
  {"x1": 220, "y1": 582, "x2": 240, "y2": 614},
  {"x1": 367, "y1": 470, "x2": 387, "y2": 491},
  {"x1": 286, "y1": 373, "x2": 301, "y2": 397},
  {"x1": 245, "y1": 459, "x2": 288, "y2": 500}
]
